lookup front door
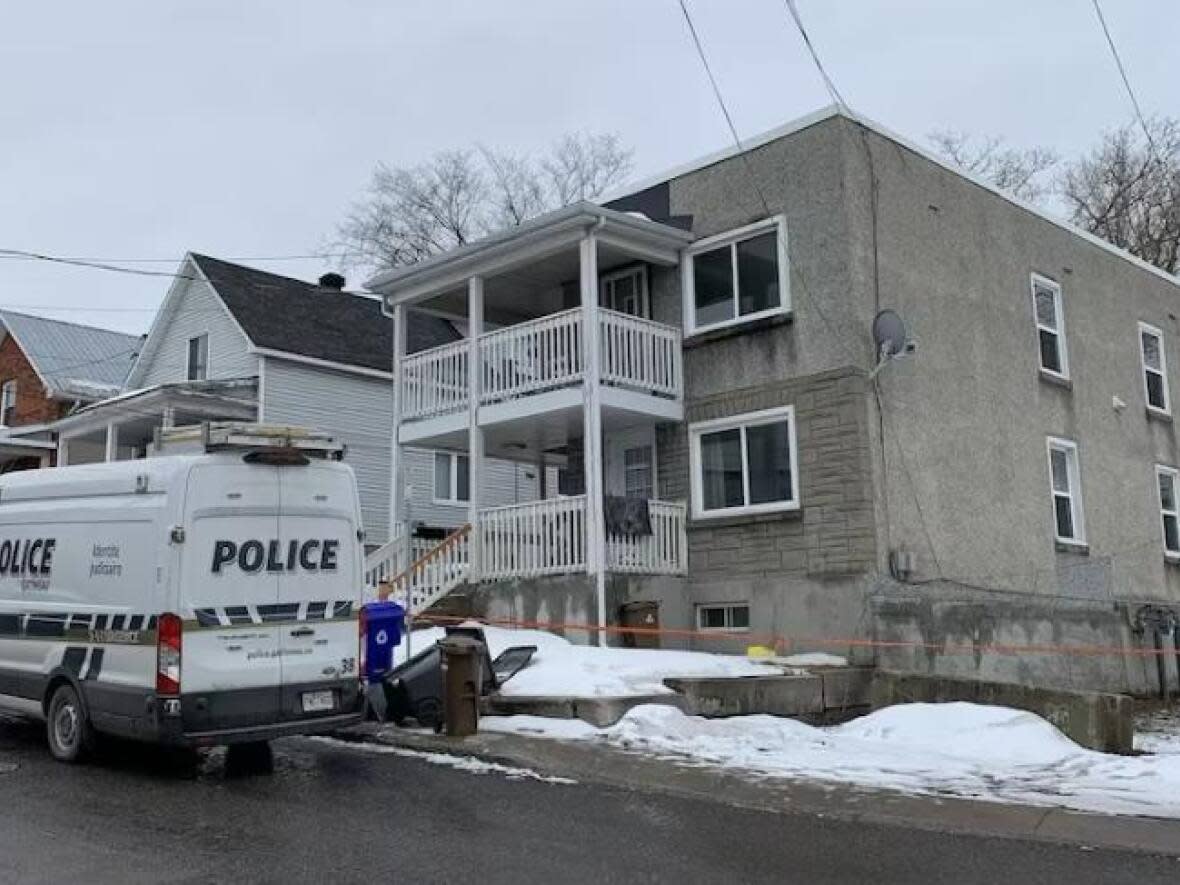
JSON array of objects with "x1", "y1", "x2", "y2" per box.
[
  {"x1": 600, "y1": 266, "x2": 649, "y2": 318},
  {"x1": 604, "y1": 426, "x2": 656, "y2": 500}
]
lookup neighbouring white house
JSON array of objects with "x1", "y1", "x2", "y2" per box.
[{"x1": 48, "y1": 253, "x2": 543, "y2": 546}]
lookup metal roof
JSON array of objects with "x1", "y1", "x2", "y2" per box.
[{"x1": 0, "y1": 310, "x2": 141, "y2": 401}]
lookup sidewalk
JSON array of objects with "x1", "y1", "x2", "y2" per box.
[{"x1": 351, "y1": 722, "x2": 1180, "y2": 858}]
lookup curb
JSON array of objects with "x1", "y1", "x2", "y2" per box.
[{"x1": 339, "y1": 723, "x2": 1180, "y2": 858}]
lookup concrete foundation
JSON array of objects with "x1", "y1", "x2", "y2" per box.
[
  {"x1": 871, "y1": 671, "x2": 1134, "y2": 754},
  {"x1": 664, "y1": 667, "x2": 874, "y2": 723}
]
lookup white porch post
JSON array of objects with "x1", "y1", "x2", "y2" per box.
[
  {"x1": 467, "y1": 276, "x2": 485, "y2": 581},
  {"x1": 104, "y1": 422, "x2": 119, "y2": 462},
  {"x1": 57, "y1": 436, "x2": 69, "y2": 468},
  {"x1": 580, "y1": 232, "x2": 608, "y2": 646},
  {"x1": 390, "y1": 302, "x2": 409, "y2": 550}
]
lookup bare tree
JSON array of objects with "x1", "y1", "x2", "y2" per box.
[
  {"x1": 928, "y1": 130, "x2": 1059, "y2": 204},
  {"x1": 1060, "y1": 117, "x2": 1180, "y2": 275},
  {"x1": 337, "y1": 133, "x2": 633, "y2": 272}
]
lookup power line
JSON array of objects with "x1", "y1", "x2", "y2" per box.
[
  {"x1": 780, "y1": 0, "x2": 849, "y2": 113},
  {"x1": 0, "y1": 251, "x2": 363, "y2": 265},
  {"x1": 1090, "y1": 0, "x2": 1158, "y2": 157}
]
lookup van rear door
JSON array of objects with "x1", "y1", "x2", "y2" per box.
[
  {"x1": 276, "y1": 463, "x2": 361, "y2": 721},
  {"x1": 180, "y1": 463, "x2": 282, "y2": 730}
]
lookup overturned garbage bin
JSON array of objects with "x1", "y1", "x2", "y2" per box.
[{"x1": 439, "y1": 634, "x2": 486, "y2": 737}]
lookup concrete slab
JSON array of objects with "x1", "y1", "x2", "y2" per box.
[
  {"x1": 485, "y1": 692, "x2": 685, "y2": 727},
  {"x1": 664, "y1": 674, "x2": 825, "y2": 717}
]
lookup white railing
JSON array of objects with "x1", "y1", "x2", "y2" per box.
[
  {"x1": 401, "y1": 339, "x2": 469, "y2": 421},
  {"x1": 365, "y1": 524, "x2": 472, "y2": 614},
  {"x1": 480, "y1": 496, "x2": 588, "y2": 580},
  {"x1": 479, "y1": 308, "x2": 585, "y2": 404},
  {"x1": 606, "y1": 500, "x2": 688, "y2": 575},
  {"x1": 599, "y1": 309, "x2": 681, "y2": 398}
]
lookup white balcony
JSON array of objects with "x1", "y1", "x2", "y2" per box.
[{"x1": 399, "y1": 307, "x2": 682, "y2": 440}]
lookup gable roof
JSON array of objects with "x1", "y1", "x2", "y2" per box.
[
  {"x1": 190, "y1": 254, "x2": 460, "y2": 372},
  {"x1": 0, "y1": 310, "x2": 140, "y2": 401}
]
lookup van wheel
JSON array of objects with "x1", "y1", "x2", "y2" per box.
[{"x1": 47, "y1": 684, "x2": 93, "y2": 763}]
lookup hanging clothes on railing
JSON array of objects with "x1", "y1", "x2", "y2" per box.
[{"x1": 604, "y1": 495, "x2": 653, "y2": 537}]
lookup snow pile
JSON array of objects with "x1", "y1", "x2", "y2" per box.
[
  {"x1": 778, "y1": 652, "x2": 848, "y2": 668},
  {"x1": 395, "y1": 625, "x2": 779, "y2": 698},
  {"x1": 484, "y1": 702, "x2": 1180, "y2": 819}
]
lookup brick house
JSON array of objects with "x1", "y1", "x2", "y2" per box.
[
  {"x1": 0, "y1": 310, "x2": 139, "y2": 471},
  {"x1": 365, "y1": 106, "x2": 1180, "y2": 695}
]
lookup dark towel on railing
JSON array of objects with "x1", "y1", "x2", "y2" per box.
[{"x1": 604, "y1": 495, "x2": 652, "y2": 537}]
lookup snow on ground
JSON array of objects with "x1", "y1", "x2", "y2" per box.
[
  {"x1": 483, "y1": 702, "x2": 1180, "y2": 819},
  {"x1": 778, "y1": 652, "x2": 848, "y2": 668},
  {"x1": 394, "y1": 625, "x2": 779, "y2": 698},
  {"x1": 310, "y1": 736, "x2": 577, "y2": 785},
  {"x1": 1134, "y1": 709, "x2": 1180, "y2": 756}
]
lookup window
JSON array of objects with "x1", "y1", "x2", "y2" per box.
[
  {"x1": 186, "y1": 334, "x2": 209, "y2": 381},
  {"x1": 623, "y1": 445, "x2": 654, "y2": 499},
  {"x1": 0, "y1": 381, "x2": 15, "y2": 426},
  {"x1": 1157, "y1": 466, "x2": 1180, "y2": 558},
  {"x1": 683, "y1": 216, "x2": 789, "y2": 334},
  {"x1": 433, "y1": 452, "x2": 470, "y2": 503},
  {"x1": 1031, "y1": 274, "x2": 1068, "y2": 379},
  {"x1": 1140, "y1": 322, "x2": 1170, "y2": 414},
  {"x1": 600, "y1": 266, "x2": 649, "y2": 318},
  {"x1": 1047, "y1": 437, "x2": 1085, "y2": 545},
  {"x1": 696, "y1": 603, "x2": 750, "y2": 632},
  {"x1": 689, "y1": 406, "x2": 799, "y2": 519}
]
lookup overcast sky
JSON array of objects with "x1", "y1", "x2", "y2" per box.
[{"x1": 1, "y1": 0, "x2": 1174, "y2": 335}]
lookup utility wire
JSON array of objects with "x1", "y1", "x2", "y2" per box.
[
  {"x1": 1090, "y1": 0, "x2": 1159, "y2": 157},
  {"x1": 780, "y1": 0, "x2": 849, "y2": 113},
  {"x1": 0, "y1": 251, "x2": 362, "y2": 265}
]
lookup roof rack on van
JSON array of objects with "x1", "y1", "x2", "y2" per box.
[{"x1": 153, "y1": 422, "x2": 346, "y2": 461}]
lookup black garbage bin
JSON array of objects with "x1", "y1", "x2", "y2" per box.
[{"x1": 381, "y1": 625, "x2": 498, "y2": 729}]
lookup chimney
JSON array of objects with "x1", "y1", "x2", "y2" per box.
[{"x1": 318, "y1": 272, "x2": 346, "y2": 291}]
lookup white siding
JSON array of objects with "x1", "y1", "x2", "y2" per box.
[
  {"x1": 262, "y1": 356, "x2": 394, "y2": 543},
  {"x1": 262, "y1": 355, "x2": 548, "y2": 544},
  {"x1": 134, "y1": 276, "x2": 256, "y2": 387},
  {"x1": 405, "y1": 449, "x2": 541, "y2": 529}
]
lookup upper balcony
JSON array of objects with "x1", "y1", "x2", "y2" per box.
[{"x1": 370, "y1": 202, "x2": 696, "y2": 456}]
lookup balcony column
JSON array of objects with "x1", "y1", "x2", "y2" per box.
[
  {"x1": 389, "y1": 302, "x2": 409, "y2": 553},
  {"x1": 580, "y1": 231, "x2": 608, "y2": 646},
  {"x1": 467, "y1": 276, "x2": 485, "y2": 581},
  {"x1": 104, "y1": 422, "x2": 119, "y2": 462}
]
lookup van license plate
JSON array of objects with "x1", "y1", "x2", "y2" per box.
[{"x1": 301, "y1": 690, "x2": 335, "y2": 713}]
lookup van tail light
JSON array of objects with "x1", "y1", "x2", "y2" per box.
[
  {"x1": 157, "y1": 612, "x2": 182, "y2": 696},
  {"x1": 358, "y1": 605, "x2": 368, "y2": 680}
]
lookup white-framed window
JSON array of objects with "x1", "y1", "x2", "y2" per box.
[
  {"x1": 1047, "y1": 437, "x2": 1085, "y2": 545},
  {"x1": 1031, "y1": 274, "x2": 1068, "y2": 380},
  {"x1": 1157, "y1": 465, "x2": 1180, "y2": 558},
  {"x1": 683, "y1": 216, "x2": 789, "y2": 335},
  {"x1": 186, "y1": 333, "x2": 209, "y2": 382},
  {"x1": 433, "y1": 451, "x2": 470, "y2": 504},
  {"x1": 0, "y1": 380, "x2": 15, "y2": 427},
  {"x1": 696, "y1": 602, "x2": 751, "y2": 632},
  {"x1": 623, "y1": 445, "x2": 654, "y2": 499},
  {"x1": 600, "y1": 266, "x2": 649, "y2": 318},
  {"x1": 689, "y1": 405, "x2": 799, "y2": 519},
  {"x1": 1139, "y1": 322, "x2": 1170, "y2": 415}
]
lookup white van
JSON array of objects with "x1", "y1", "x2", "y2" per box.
[{"x1": 0, "y1": 424, "x2": 365, "y2": 762}]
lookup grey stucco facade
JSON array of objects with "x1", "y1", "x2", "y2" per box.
[{"x1": 608, "y1": 110, "x2": 1180, "y2": 692}]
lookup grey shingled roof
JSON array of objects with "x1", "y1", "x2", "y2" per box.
[
  {"x1": 191, "y1": 254, "x2": 459, "y2": 371},
  {"x1": 0, "y1": 310, "x2": 140, "y2": 401}
]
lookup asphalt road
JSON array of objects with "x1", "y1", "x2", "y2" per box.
[{"x1": 0, "y1": 716, "x2": 1178, "y2": 885}]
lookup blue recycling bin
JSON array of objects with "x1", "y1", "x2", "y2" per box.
[{"x1": 362, "y1": 601, "x2": 405, "y2": 684}]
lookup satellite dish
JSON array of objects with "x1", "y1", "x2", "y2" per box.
[{"x1": 872, "y1": 309, "x2": 907, "y2": 360}]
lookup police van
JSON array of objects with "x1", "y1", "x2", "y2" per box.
[{"x1": 0, "y1": 424, "x2": 365, "y2": 762}]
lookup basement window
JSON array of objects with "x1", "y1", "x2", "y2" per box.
[
  {"x1": 1157, "y1": 466, "x2": 1180, "y2": 558},
  {"x1": 683, "y1": 216, "x2": 789, "y2": 335},
  {"x1": 1032, "y1": 274, "x2": 1068, "y2": 381},
  {"x1": 696, "y1": 603, "x2": 750, "y2": 632},
  {"x1": 1047, "y1": 437, "x2": 1085, "y2": 546},
  {"x1": 1140, "y1": 322, "x2": 1170, "y2": 415},
  {"x1": 434, "y1": 451, "x2": 470, "y2": 504}
]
